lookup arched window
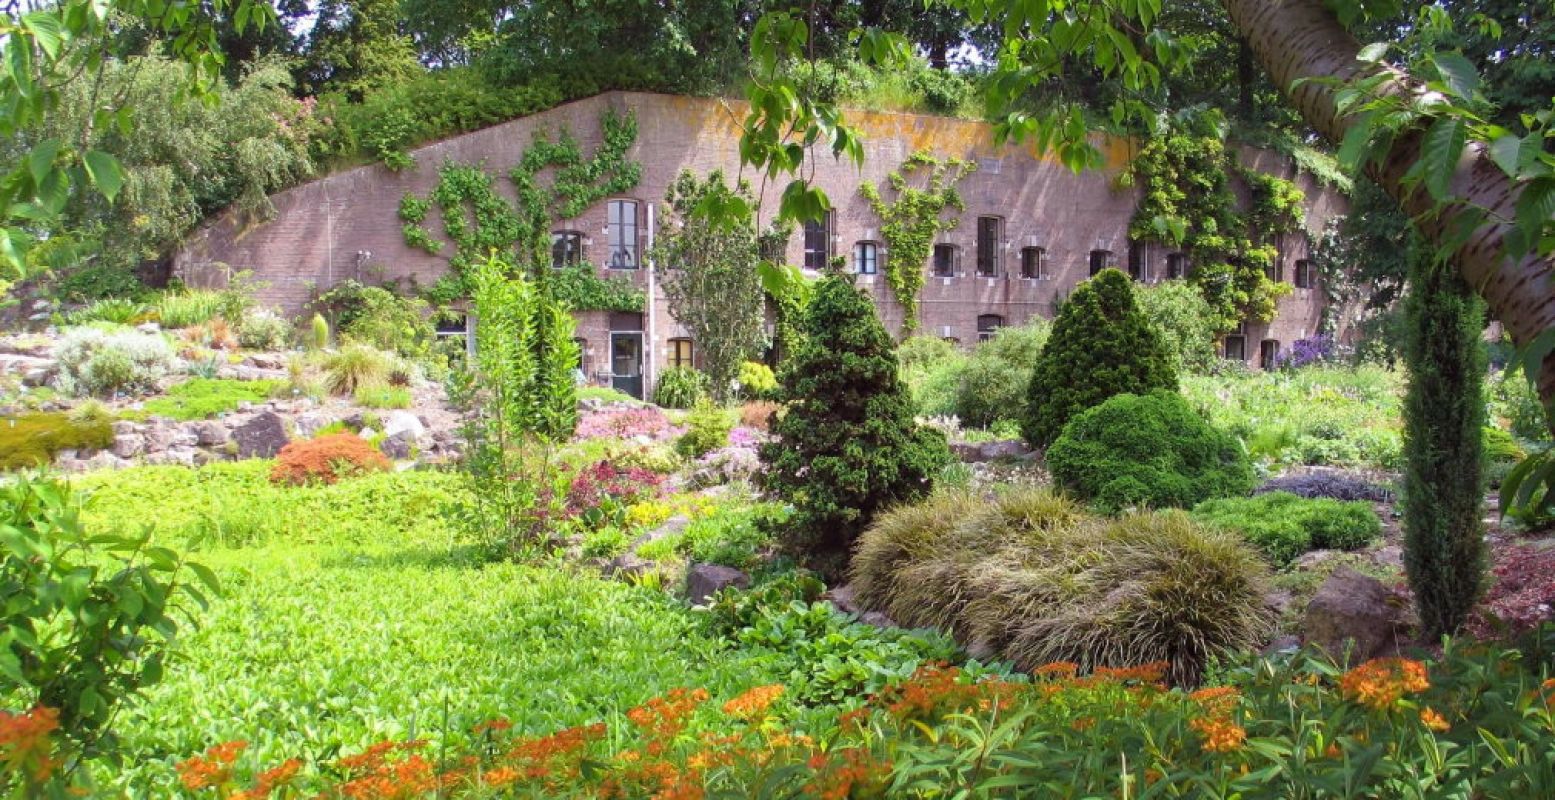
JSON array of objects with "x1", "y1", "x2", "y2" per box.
[
  {"x1": 854, "y1": 241, "x2": 880, "y2": 275},
  {"x1": 551, "y1": 231, "x2": 583, "y2": 268},
  {"x1": 977, "y1": 314, "x2": 1004, "y2": 342}
]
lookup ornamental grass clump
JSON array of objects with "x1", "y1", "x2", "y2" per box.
[
  {"x1": 321, "y1": 344, "x2": 396, "y2": 396},
  {"x1": 851, "y1": 486, "x2": 1271, "y2": 684},
  {"x1": 1047, "y1": 389, "x2": 1255, "y2": 513}
]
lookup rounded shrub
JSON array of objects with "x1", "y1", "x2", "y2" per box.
[
  {"x1": 1047, "y1": 390, "x2": 1254, "y2": 513},
  {"x1": 270, "y1": 433, "x2": 393, "y2": 485},
  {"x1": 737, "y1": 361, "x2": 778, "y2": 400},
  {"x1": 52, "y1": 326, "x2": 178, "y2": 397},
  {"x1": 952, "y1": 321, "x2": 1049, "y2": 429},
  {"x1": 1023, "y1": 269, "x2": 1177, "y2": 447},
  {"x1": 760, "y1": 275, "x2": 951, "y2": 579},
  {"x1": 1190, "y1": 491, "x2": 1382, "y2": 566},
  {"x1": 851, "y1": 486, "x2": 1271, "y2": 685},
  {"x1": 675, "y1": 399, "x2": 732, "y2": 459}
]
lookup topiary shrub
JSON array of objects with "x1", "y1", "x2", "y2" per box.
[
  {"x1": 1190, "y1": 492, "x2": 1382, "y2": 566},
  {"x1": 1023, "y1": 269, "x2": 1176, "y2": 447},
  {"x1": 652, "y1": 366, "x2": 707, "y2": 409},
  {"x1": 760, "y1": 275, "x2": 951, "y2": 579},
  {"x1": 675, "y1": 399, "x2": 732, "y2": 459},
  {"x1": 269, "y1": 433, "x2": 392, "y2": 485},
  {"x1": 0, "y1": 412, "x2": 116, "y2": 470},
  {"x1": 851, "y1": 487, "x2": 1271, "y2": 685},
  {"x1": 1047, "y1": 390, "x2": 1254, "y2": 513}
]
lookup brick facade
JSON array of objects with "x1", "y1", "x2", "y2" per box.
[{"x1": 175, "y1": 91, "x2": 1350, "y2": 399}]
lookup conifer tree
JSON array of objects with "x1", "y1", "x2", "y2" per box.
[
  {"x1": 1023, "y1": 269, "x2": 1177, "y2": 447},
  {"x1": 759, "y1": 273, "x2": 950, "y2": 579},
  {"x1": 1402, "y1": 248, "x2": 1487, "y2": 637}
]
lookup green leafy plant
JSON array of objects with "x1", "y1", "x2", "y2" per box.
[
  {"x1": 675, "y1": 399, "x2": 732, "y2": 459},
  {"x1": 953, "y1": 320, "x2": 1048, "y2": 429},
  {"x1": 1047, "y1": 390, "x2": 1255, "y2": 514},
  {"x1": 153, "y1": 290, "x2": 225, "y2": 329},
  {"x1": 652, "y1": 366, "x2": 707, "y2": 410},
  {"x1": 234, "y1": 308, "x2": 292, "y2": 350},
  {"x1": 549, "y1": 265, "x2": 646, "y2": 312},
  {"x1": 352, "y1": 385, "x2": 412, "y2": 409},
  {"x1": 1023, "y1": 269, "x2": 1177, "y2": 447},
  {"x1": 1191, "y1": 492, "x2": 1382, "y2": 566},
  {"x1": 759, "y1": 274, "x2": 950, "y2": 579},
  {"x1": 859, "y1": 152, "x2": 974, "y2": 332},
  {"x1": 311, "y1": 281, "x2": 434, "y2": 359},
  {"x1": 0, "y1": 475, "x2": 219, "y2": 771}
]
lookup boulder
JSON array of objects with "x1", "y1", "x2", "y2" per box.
[
  {"x1": 1302, "y1": 567, "x2": 1409, "y2": 661},
  {"x1": 380, "y1": 431, "x2": 415, "y2": 460},
  {"x1": 684, "y1": 563, "x2": 749, "y2": 605},
  {"x1": 192, "y1": 421, "x2": 229, "y2": 447},
  {"x1": 950, "y1": 441, "x2": 984, "y2": 462},
  {"x1": 978, "y1": 440, "x2": 1032, "y2": 461},
  {"x1": 383, "y1": 410, "x2": 426, "y2": 438},
  {"x1": 631, "y1": 515, "x2": 690, "y2": 551},
  {"x1": 603, "y1": 553, "x2": 654, "y2": 580},
  {"x1": 293, "y1": 412, "x2": 333, "y2": 438},
  {"x1": 143, "y1": 425, "x2": 175, "y2": 452},
  {"x1": 110, "y1": 434, "x2": 146, "y2": 459},
  {"x1": 233, "y1": 411, "x2": 289, "y2": 458}
]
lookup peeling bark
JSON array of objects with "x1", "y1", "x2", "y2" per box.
[{"x1": 1224, "y1": 0, "x2": 1555, "y2": 407}]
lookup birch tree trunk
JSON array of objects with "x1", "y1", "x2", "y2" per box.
[{"x1": 1224, "y1": 0, "x2": 1555, "y2": 405}]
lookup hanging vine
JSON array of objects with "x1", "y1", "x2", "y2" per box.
[
  {"x1": 1125, "y1": 127, "x2": 1304, "y2": 331},
  {"x1": 860, "y1": 152, "x2": 975, "y2": 332},
  {"x1": 398, "y1": 111, "x2": 645, "y2": 311}
]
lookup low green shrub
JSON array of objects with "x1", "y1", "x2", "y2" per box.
[
  {"x1": 852, "y1": 487, "x2": 1272, "y2": 684},
  {"x1": 675, "y1": 400, "x2": 732, "y2": 459},
  {"x1": 1191, "y1": 491, "x2": 1382, "y2": 566},
  {"x1": 0, "y1": 412, "x2": 115, "y2": 469},
  {"x1": 736, "y1": 361, "x2": 778, "y2": 400},
  {"x1": 65, "y1": 297, "x2": 151, "y2": 325},
  {"x1": 652, "y1": 366, "x2": 707, "y2": 409},
  {"x1": 352, "y1": 385, "x2": 413, "y2": 409},
  {"x1": 235, "y1": 308, "x2": 293, "y2": 350},
  {"x1": 951, "y1": 322, "x2": 1048, "y2": 429},
  {"x1": 896, "y1": 335, "x2": 956, "y2": 372},
  {"x1": 138, "y1": 378, "x2": 284, "y2": 420},
  {"x1": 52, "y1": 326, "x2": 179, "y2": 397},
  {"x1": 577, "y1": 386, "x2": 641, "y2": 405},
  {"x1": 1047, "y1": 390, "x2": 1255, "y2": 513}
]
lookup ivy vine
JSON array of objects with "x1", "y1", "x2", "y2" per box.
[
  {"x1": 860, "y1": 152, "x2": 975, "y2": 332},
  {"x1": 398, "y1": 111, "x2": 645, "y2": 311},
  {"x1": 1126, "y1": 128, "x2": 1304, "y2": 330}
]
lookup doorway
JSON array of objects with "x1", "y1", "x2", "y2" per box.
[{"x1": 611, "y1": 332, "x2": 644, "y2": 399}]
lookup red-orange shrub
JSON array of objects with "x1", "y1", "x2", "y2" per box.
[
  {"x1": 269, "y1": 433, "x2": 391, "y2": 485},
  {"x1": 739, "y1": 401, "x2": 780, "y2": 432}
]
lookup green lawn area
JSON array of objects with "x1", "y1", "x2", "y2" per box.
[{"x1": 74, "y1": 464, "x2": 789, "y2": 793}]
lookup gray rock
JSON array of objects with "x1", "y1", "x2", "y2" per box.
[
  {"x1": 232, "y1": 411, "x2": 289, "y2": 458},
  {"x1": 110, "y1": 434, "x2": 146, "y2": 458},
  {"x1": 380, "y1": 431, "x2": 415, "y2": 460},
  {"x1": 1302, "y1": 567, "x2": 1408, "y2": 661},
  {"x1": 684, "y1": 563, "x2": 749, "y2": 605},
  {"x1": 978, "y1": 440, "x2": 1032, "y2": 461},
  {"x1": 143, "y1": 425, "x2": 175, "y2": 451},
  {"x1": 631, "y1": 514, "x2": 690, "y2": 551},
  {"x1": 382, "y1": 410, "x2": 426, "y2": 441},
  {"x1": 111, "y1": 420, "x2": 142, "y2": 436},
  {"x1": 603, "y1": 554, "x2": 653, "y2": 579},
  {"x1": 169, "y1": 427, "x2": 199, "y2": 448},
  {"x1": 950, "y1": 441, "x2": 984, "y2": 462},
  {"x1": 243, "y1": 353, "x2": 285, "y2": 370},
  {"x1": 825, "y1": 583, "x2": 864, "y2": 616},
  {"x1": 192, "y1": 421, "x2": 229, "y2": 446},
  {"x1": 293, "y1": 412, "x2": 333, "y2": 437},
  {"x1": 84, "y1": 451, "x2": 124, "y2": 471},
  {"x1": 860, "y1": 611, "x2": 897, "y2": 628}
]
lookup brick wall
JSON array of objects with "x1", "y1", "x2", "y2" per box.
[{"x1": 175, "y1": 91, "x2": 1351, "y2": 397}]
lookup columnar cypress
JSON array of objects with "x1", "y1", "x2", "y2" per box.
[
  {"x1": 759, "y1": 274, "x2": 951, "y2": 579},
  {"x1": 1402, "y1": 246, "x2": 1487, "y2": 638},
  {"x1": 1022, "y1": 268, "x2": 1177, "y2": 447}
]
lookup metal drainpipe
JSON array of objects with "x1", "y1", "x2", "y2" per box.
[{"x1": 645, "y1": 203, "x2": 656, "y2": 398}]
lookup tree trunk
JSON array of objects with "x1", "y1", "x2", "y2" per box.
[{"x1": 1224, "y1": 0, "x2": 1555, "y2": 407}]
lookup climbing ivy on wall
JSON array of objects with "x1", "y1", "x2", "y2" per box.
[
  {"x1": 398, "y1": 111, "x2": 645, "y2": 311},
  {"x1": 1126, "y1": 127, "x2": 1303, "y2": 331},
  {"x1": 860, "y1": 152, "x2": 975, "y2": 333}
]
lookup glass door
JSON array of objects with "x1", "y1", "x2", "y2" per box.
[{"x1": 611, "y1": 332, "x2": 644, "y2": 399}]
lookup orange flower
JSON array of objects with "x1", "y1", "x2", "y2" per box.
[
  {"x1": 1094, "y1": 662, "x2": 1169, "y2": 684},
  {"x1": 482, "y1": 766, "x2": 521, "y2": 788},
  {"x1": 1324, "y1": 742, "x2": 1342, "y2": 759},
  {"x1": 177, "y1": 740, "x2": 248, "y2": 791},
  {"x1": 1034, "y1": 662, "x2": 1079, "y2": 680},
  {"x1": 0, "y1": 706, "x2": 59, "y2": 782},
  {"x1": 1190, "y1": 716, "x2": 1246, "y2": 753},
  {"x1": 1419, "y1": 707, "x2": 1450, "y2": 733},
  {"x1": 1339, "y1": 658, "x2": 1430, "y2": 711},
  {"x1": 1190, "y1": 687, "x2": 1241, "y2": 716},
  {"x1": 722, "y1": 685, "x2": 784, "y2": 719}
]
